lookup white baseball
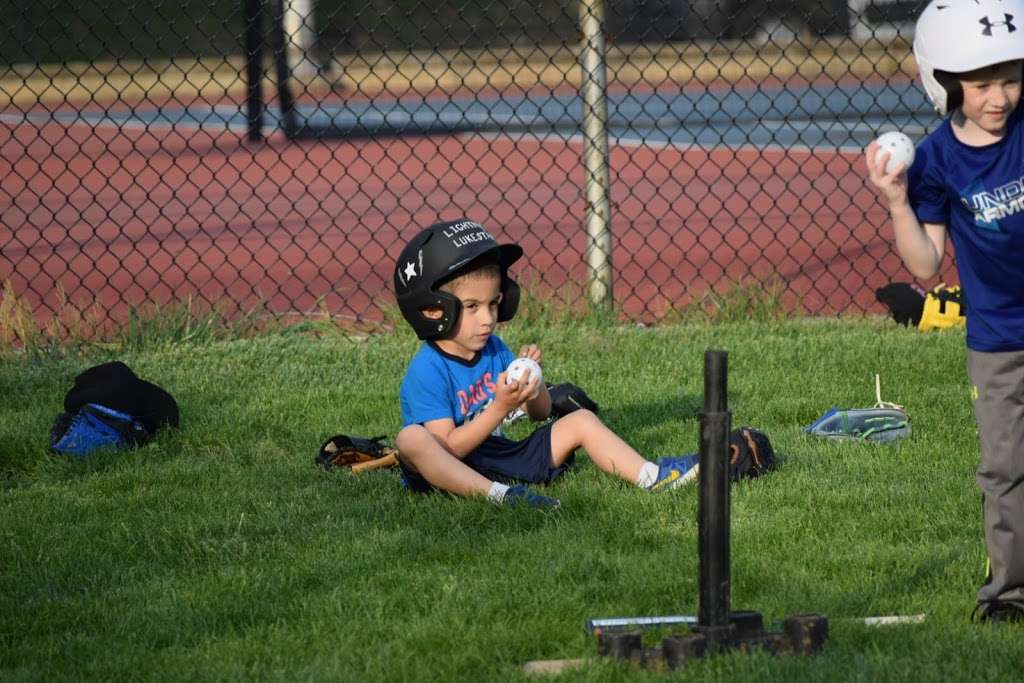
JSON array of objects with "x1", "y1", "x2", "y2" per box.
[
  {"x1": 874, "y1": 131, "x2": 915, "y2": 174},
  {"x1": 505, "y1": 357, "x2": 542, "y2": 385}
]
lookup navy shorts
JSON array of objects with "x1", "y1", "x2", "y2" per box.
[{"x1": 400, "y1": 422, "x2": 575, "y2": 494}]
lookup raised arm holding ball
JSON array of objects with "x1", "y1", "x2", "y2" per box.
[{"x1": 866, "y1": 0, "x2": 1024, "y2": 623}]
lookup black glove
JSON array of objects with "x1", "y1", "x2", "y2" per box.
[
  {"x1": 547, "y1": 382, "x2": 599, "y2": 418},
  {"x1": 728, "y1": 427, "x2": 776, "y2": 481}
]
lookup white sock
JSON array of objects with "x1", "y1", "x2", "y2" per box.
[
  {"x1": 636, "y1": 461, "x2": 660, "y2": 489},
  {"x1": 488, "y1": 481, "x2": 510, "y2": 503}
]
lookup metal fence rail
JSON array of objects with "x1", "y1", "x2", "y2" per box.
[{"x1": 1, "y1": 0, "x2": 942, "y2": 330}]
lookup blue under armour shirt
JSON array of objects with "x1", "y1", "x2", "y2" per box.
[{"x1": 909, "y1": 104, "x2": 1024, "y2": 351}]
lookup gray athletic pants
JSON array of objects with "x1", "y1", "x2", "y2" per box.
[{"x1": 967, "y1": 348, "x2": 1024, "y2": 605}]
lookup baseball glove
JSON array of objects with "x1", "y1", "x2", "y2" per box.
[
  {"x1": 316, "y1": 434, "x2": 398, "y2": 473},
  {"x1": 728, "y1": 427, "x2": 777, "y2": 481},
  {"x1": 548, "y1": 382, "x2": 600, "y2": 418}
]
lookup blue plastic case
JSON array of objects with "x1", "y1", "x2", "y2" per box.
[{"x1": 804, "y1": 407, "x2": 911, "y2": 443}]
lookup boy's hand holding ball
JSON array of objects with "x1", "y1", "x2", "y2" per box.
[
  {"x1": 499, "y1": 357, "x2": 543, "y2": 408},
  {"x1": 866, "y1": 131, "x2": 915, "y2": 206},
  {"x1": 872, "y1": 131, "x2": 915, "y2": 174},
  {"x1": 506, "y1": 357, "x2": 542, "y2": 386}
]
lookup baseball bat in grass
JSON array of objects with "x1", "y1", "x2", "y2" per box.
[
  {"x1": 522, "y1": 658, "x2": 589, "y2": 675},
  {"x1": 585, "y1": 613, "x2": 926, "y2": 633}
]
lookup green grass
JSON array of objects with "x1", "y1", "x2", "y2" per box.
[{"x1": 2, "y1": 316, "x2": 1020, "y2": 681}]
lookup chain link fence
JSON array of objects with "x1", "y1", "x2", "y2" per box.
[{"x1": 2, "y1": 0, "x2": 944, "y2": 330}]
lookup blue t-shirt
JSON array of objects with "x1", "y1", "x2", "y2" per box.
[
  {"x1": 908, "y1": 105, "x2": 1024, "y2": 352},
  {"x1": 400, "y1": 335, "x2": 516, "y2": 431}
]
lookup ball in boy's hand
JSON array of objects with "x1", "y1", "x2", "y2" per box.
[
  {"x1": 506, "y1": 357, "x2": 542, "y2": 386},
  {"x1": 874, "y1": 131, "x2": 915, "y2": 174}
]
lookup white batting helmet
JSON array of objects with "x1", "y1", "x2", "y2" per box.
[{"x1": 914, "y1": 0, "x2": 1024, "y2": 114}]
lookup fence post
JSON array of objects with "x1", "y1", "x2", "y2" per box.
[
  {"x1": 579, "y1": 0, "x2": 613, "y2": 308},
  {"x1": 270, "y1": 0, "x2": 300, "y2": 137},
  {"x1": 243, "y1": 0, "x2": 265, "y2": 142},
  {"x1": 283, "y1": 0, "x2": 318, "y2": 80}
]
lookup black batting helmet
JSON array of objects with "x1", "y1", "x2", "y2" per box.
[{"x1": 393, "y1": 219, "x2": 523, "y2": 340}]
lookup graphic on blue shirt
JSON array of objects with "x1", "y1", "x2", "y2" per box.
[
  {"x1": 961, "y1": 178, "x2": 1013, "y2": 231},
  {"x1": 400, "y1": 335, "x2": 516, "y2": 430},
  {"x1": 907, "y1": 104, "x2": 1024, "y2": 352},
  {"x1": 960, "y1": 169, "x2": 1024, "y2": 231}
]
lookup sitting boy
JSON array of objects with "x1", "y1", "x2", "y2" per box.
[{"x1": 392, "y1": 218, "x2": 697, "y2": 507}]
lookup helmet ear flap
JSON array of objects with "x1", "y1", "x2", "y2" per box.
[
  {"x1": 436, "y1": 291, "x2": 463, "y2": 339},
  {"x1": 397, "y1": 288, "x2": 463, "y2": 340},
  {"x1": 419, "y1": 290, "x2": 462, "y2": 340},
  {"x1": 498, "y1": 277, "x2": 521, "y2": 322},
  {"x1": 934, "y1": 70, "x2": 963, "y2": 114}
]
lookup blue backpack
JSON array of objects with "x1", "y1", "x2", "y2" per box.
[
  {"x1": 50, "y1": 362, "x2": 178, "y2": 458},
  {"x1": 50, "y1": 403, "x2": 151, "y2": 458}
]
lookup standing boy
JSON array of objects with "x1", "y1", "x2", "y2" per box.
[
  {"x1": 392, "y1": 219, "x2": 698, "y2": 507},
  {"x1": 866, "y1": 0, "x2": 1024, "y2": 621}
]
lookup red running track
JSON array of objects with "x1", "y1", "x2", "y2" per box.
[{"x1": 1, "y1": 113, "x2": 953, "y2": 328}]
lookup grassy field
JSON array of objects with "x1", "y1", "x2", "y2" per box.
[{"x1": 2, "y1": 314, "x2": 1022, "y2": 681}]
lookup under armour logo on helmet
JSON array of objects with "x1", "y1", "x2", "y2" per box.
[{"x1": 980, "y1": 13, "x2": 1016, "y2": 35}]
